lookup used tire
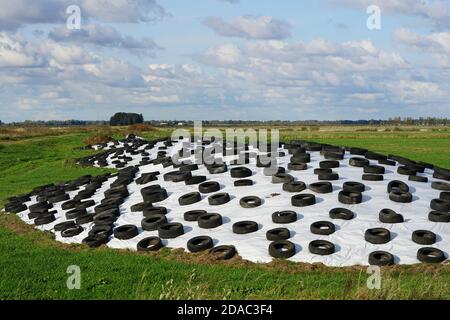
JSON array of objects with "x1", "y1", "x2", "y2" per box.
[
  {"x1": 113, "y1": 224, "x2": 139, "y2": 240},
  {"x1": 232, "y1": 221, "x2": 258, "y2": 234},
  {"x1": 362, "y1": 174, "x2": 384, "y2": 181},
  {"x1": 272, "y1": 211, "x2": 297, "y2": 224},
  {"x1": 239, "y1": 196, "x2": 262, "y2": 208},
  {"x1": 389, "y1": 190, "x2": 413, "y2": 203},
  {"x1": 88, "y1": 225, "x2": 113, "y2": 238},
  {"x1": 365, "y1": 228, "x2": 390, "y2": 244},
  {"x1": 266, "y1": 228, "x2": 290, "y2": 241},
  {"x1": 178, "y1": 192, "x2": 202, "y2": 206},
  {"x1": 184, "y1": 210, "x2": 207, "y2": 222},
  {"x1": 82, "y1": 235, "x2": 109, "y2": 248},
  {"x1": 364, "y1": 165, "x2": 385, "y2": 174},
  {"x1": 141, "y1": 214, "x2": 167, "y2": 231},
  {"x1": 417, "y1": 247, "x2": 446, "y2": 263},
  {"x1": 199, "y1": 181, "x2": 220, "y2": 193},
  {"x1": 309, "y1": 240, "x2": 335, "y2": 255},
  {"x1": 75, "y1": 214, "x2": 94, "y2": 225},
  {"x1": 338, "y1": 190, "x2": 362, "y2": 204},
  {"x1": 329, "y1": 208, "x2": 355, "y2": 220},
  {"x1": 137, "y1": 237, "x2": 163, "y2": 252},
  {"x1": 409, "y1": 175, "x2": 428, "y2": 183},
  {"x1": 54, "y1": 221, "x2": 76, "y2": 232},
  {"x1": 61, "y1": 225, "x2": 83, "y2": 238},
  {"x1": 439, "y1": 192, "x2": 450, "y2": 202},
  {"x1": 234, "y1": 179, "x2": 253, "y2": 187},
  {"x1": 230, "y1": 167, "x2": 252, "y2": 178},
  {"x1": 412, "y1": 230, "x2": 436, "y2": 245},
  {"x1": 268, "y1": 240, "x2": 296, "y2": 259},
  {"x1": 158, "y1": 222, "x2": 184, "y2": 239},
  {"x1": 309, "y1": 182, "x2": 333, "y2": 194},
  {"x1": 208, "y1": 193, "x2": 230, "y2": 206},
  {"x1": 272, "y1": 173, "x2": 294, "y2": 184},
  {"x1": 310, "y1": 221, "x2": 335, "y2": 235},
  {"x1": 187, "y1": 236, "x2": 214, "y2": 252},
  {"x1": 34, "y1": 213, "x2": 56, "y2": 225},
  {"x1": 379, "y1": 209, "x2": 404, "y2": 223},
  {"x1": 185, "y1": 176, "x2": 207, "y2": 185},
  {"x1": 431, "y1": 181, "x2": 450, "y2": 191},
  {"x1": 198, "y1": 213, "x2": 223, "y2": 229},
  {"x1": 283, "y1": 181, "x2": 306, "y2": 193},
  {"x1": 368, "y1": 251, "x2": 394, "y2": 266},
  {"x1": 388, "y1": 180, "x2": 409, "y2": 193},
  {"x1": 320, "y1": 160, "x2": 340, "y2": 169},
  {"x1": 143, "y1": 206, "x2": 167, "y2": 217},
  {"x1": 428, "y1": 211, "x2": 450, "y2": 222},
  {"x1": 349, "y1": 157, "x2": 369, "y2": 167},
  {"x1": 343, "y1": 181, "x2": 365, "y2": 193},
  {"x1": 209, "y1": 245, "x2": 236, "y2": 260},
  {"x1": 430, "y1": 199, "x2": 450, "y2": 212},
  {"x1": 291, "y1": 194, "x2": 316, "y2": 207}
]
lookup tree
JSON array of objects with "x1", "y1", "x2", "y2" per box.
[{"x1": 109, "y1": 113, "x2": 144, "y2": 126}]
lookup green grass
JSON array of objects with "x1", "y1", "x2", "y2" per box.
[{"x1": 0, "y1": 127, "x2": 449, "y2": 300}]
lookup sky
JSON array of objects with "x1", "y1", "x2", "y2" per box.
[{"x1": 0, "y1": 0, "x2": 449, "y2": 122}]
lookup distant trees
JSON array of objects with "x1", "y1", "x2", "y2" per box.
[{"x1": 109, "y1": 113, "x2": 144, "y2": 126}]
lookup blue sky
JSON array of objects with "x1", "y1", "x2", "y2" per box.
[{"x1": 0, "y1": 0, "x2": 449, "y2": 122}]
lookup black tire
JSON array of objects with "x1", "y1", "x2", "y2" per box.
[
  {"x1": 88, "y1": 225, "x2": 113, "y2": 238},
  {"x1": 338, "y1": 190, "x2": 362, "y2": 204},
  {"x1": 198, "y1": 213, "x2": 223, "y2": 229},
  {"x1": 141, "y1": 188, "x2": 168, "y2": 203},
  {"x1": 54, "y1": 221, "x2": 76, "y2": 232},
  {"x1": 234, "y1": 179, "x2": 253, "y2": 187},
  {"x1": 163, "y1": 171, "x2": 192, "y2": 182},
  {"x1": 272, "y1": 211, "x2": 297, "y2": 224},
  {"x1": 199, "y1": 181, "x2": 220, "y2": 193},
  {"x1": 318, "y1": 172, "x2": 339, "y2": 181},
  {"x1": 364, "y1": 165, "x2": 385, "y2": 174},
  {"x1": 439, "y1": 192, "x2": 450, "y2": 202},
  {"x1": 185, "y1": 176, "x2": 207, "y2": 185},
  {"x1": 137, "y1": 237, "x2": 163, "y2": 252},
  {"x1": 232, "y1": 221, "x2": 258, "y2": 234},
  {"x1": 82, "y1": 235, "x2": 109, "y2": 248},
  {"x1": 329, "y1": 208, "x2": 355, "y2": 220},
  {"x1": 379, "y1": 208, "x2": 404, "y2": 223},
  {"x1": 430, "y1": 199, "x2": 450, "y2": 212},
  {"x1": 310, "y1": 221, "x2": 335, "y2": 235},
  {"x1": 409, "y1": 175, "x2": 428, "y2": 183},
  {"x1": 93, "y1": 211, "x2": 118, "y2": 225},
  {"x1": 379, "y1": 159, "x2": 396, "y2": 166},
  {"x1": 431, "y1": 181, "x2": 450, "y2": 191},
  {"x1": 266, "y1": 228, "x2": 290, "y2": 241},
  {"x1": 320, "y1": 161, "x2": 340, "y2": 169},
  {"x1": 113, "y1": 225, "x2": 139, "y2": 240},
  {"x1": 239, "y1": 196, "x2": 262, "y2": 208},
  {"x1": 389, "y1": 190, "x2": 413, "y2": 203},
  {"x1": 66, "y1": 208, "x2": 87, "y2": 220},
  {"x1": 187, "y1": 236, "x2": 214, "y2": 252},
  {"x1": 62, "y1": 200, "x2": 80, "y2": 210},
  {"x1": 365, "y1": 228, "x2": 390, "y2": 244},
  {"x1": 412, "y1": 230, "x2": 436, "y2": 245},
  {"x1": 269, "y1": 240, "x2": 296, "y2": 259},
  {"x1": 291, "y1": 194, "x2": 316, "y2": 207},
  {"x1": 343, "y1": 181, "x2": 365, "y2": 193},
  {"x1": 184, "y1": 210, "x2": 206, "y2": 222},
  {"x1": 349, "y1": 157, "x2": 369, "y2": 167},
  {"x1": 365, "y1": 151, "x2": 387, "y2": 161},
  {"x1": 209, "y1": 245, "x2": 236, "y2": 260},
  {"x1": 288, "y1": 163, "x2": 308, "y2": 171},
  {"x1": 230, "y1": 167, "x2": 252, "y2": 178},
  {"x1": 428, "y1": 211, "x2": 450, "y2": 222},
  {"x1": 309, "y1": 182, "x2": 333, "y2": 194},
  {"x1": 362, "y1": 174, "x2": 384, "y2": 181},
  {"x1": 368, "y1": 251, "x2": 394, "y2": 266},
  {"x1": 417, "y1": 247, "x2": 446, "y2": 263},
  {"x1": 398, "y1": 166, "x2": 417, "y2": 176},
  {"x1": 272, "y1": 173, "x2": 294, "y2": 184},
  {"x1": 61, "y1": 225, "x2": 84, "y2": 238},
  {"x1": 34, "y1": 213, "x2": 56, "y2": 225},
  {"x1": 143, "y1": 206, "x2": 167, "y2": 217},
  {"x1": 308, "y1": 240, "x2": 335, "y2": 255},
  {"x1": 178, "y1": 192, "x2": 202, "y2": 206},
  {"x1": 208, "y1": 193, "x2": 230, "y2": 205},
  {"x1": 388, "y1": 180, "x2": 410, "y2": 193},
  {"x1": 75, "y1": 214, "x2": 94, "y2": 225},
  {"x1": 314, "y1": 168, "x2": 332, "y2": 175},
  {"x1": 142, "y1": 214, "x2": 167, "y2": 231},
  {"x1": 158, "y1": 222, "x2": 184, "y2": 239},
  {"x1": 350, "y1": 147, "x2": 367, "y2": 155},
  {"x1": 324, "y1": 152, "x2": 344, "y2": 160},
  {"x1": 290, "y1": 154, "x2": 310, "y2": 163},
  {"x1": 283, "y1": 181, "x2": 306, "y2": 193}
]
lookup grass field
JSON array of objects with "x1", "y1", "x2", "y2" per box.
[{"x1": 0, "y1": 125, "x2": 449, "y2": 300}]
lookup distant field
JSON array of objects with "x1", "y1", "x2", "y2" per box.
[{"x1": 0, "y1": 125, "x2": 449, "y2": 300}]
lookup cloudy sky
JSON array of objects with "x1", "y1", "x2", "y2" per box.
[{"x1": 0, "y1": 0, "x2": 449, "y2": 122}]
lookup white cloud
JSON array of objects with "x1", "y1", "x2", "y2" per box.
[{"x1": 203, "y1": 15, "x2": 291, "y2": 40}]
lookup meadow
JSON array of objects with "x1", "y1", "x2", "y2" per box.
[{"x1": 0, "y1": 124, "x2": 449, "y2": 299}]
